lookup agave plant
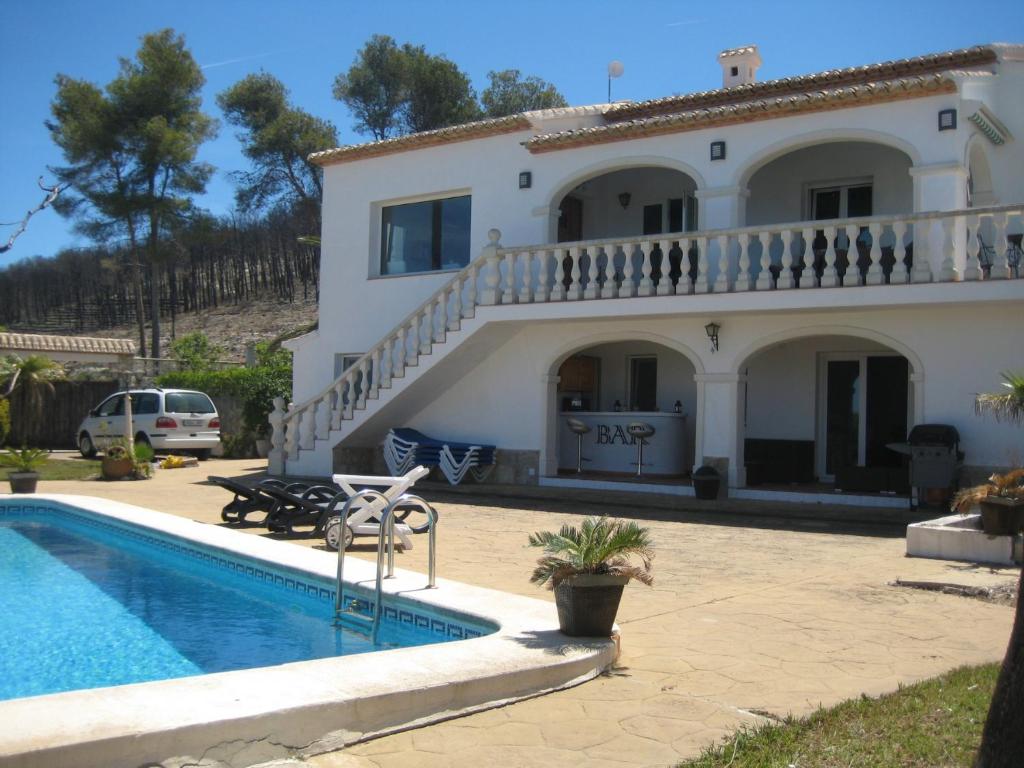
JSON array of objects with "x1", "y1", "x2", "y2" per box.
[
  {"x1": 529, "y1": 516, "x2": 654, "y2": 589},
  {"x1": 975, "y1": 371, "x2": 1024, "y2": 425},
  {"x1": 951, "y1": 468, "x2": 1024, "y2": 513}
]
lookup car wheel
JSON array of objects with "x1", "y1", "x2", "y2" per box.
[
  {"x1": 78, "y1": 433, "x2": 97, "y2": 458},
  {"x1": 193, "y1": 449, "x2": 211, "y2": 461}
]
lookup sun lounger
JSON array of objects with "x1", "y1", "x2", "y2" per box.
[
  {"x1": 208, "y1": 476, "x2": 301, "y2": 525},
  {"x1": 383, "y1": 428, "x2": 496, "y2": 484},
  {"x1": 327, "y1": 465, "x2": 432, "y2": 550},
  {"x1": 262, "y1": 483, "x2": 350, "y2": 538}
]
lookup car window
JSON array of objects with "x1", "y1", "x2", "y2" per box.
[
  {"x1": 96, "y1": 395, "x2": 122, "y2": 417},
  {"x1": 131, "y1": 393, "x2": 159, "y2": 414},
  {"x1": 164, "y1": 392, "x2": 216, "y2": 414}
]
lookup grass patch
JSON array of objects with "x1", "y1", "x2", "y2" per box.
[
  {"x1": 682, "y1": 664, "x2": 997, "y2": 768},
  {"x1": 5, "y1": 460, "x2": 101, "y2": 481}
]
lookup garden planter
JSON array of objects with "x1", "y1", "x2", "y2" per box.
[
  {"x1": 101, "y1": 456, "x2": 134, "y2": 480},
  {"x1": 979, "y1": 497, "x2": 1024, "y2": 536},
  {"x1": 553, "y1": 574, "x2": 629, "y2": 637},
  {"x1": 692, "y1": 465, "x2": 721, "y2": 500},
  {"x1": 8, "y1": 472, "x2": 39, "y2": 494}
]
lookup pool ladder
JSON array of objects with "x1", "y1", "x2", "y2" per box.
[{"x1": 330, "y1": 491, "x2": 437, "y2": 643}]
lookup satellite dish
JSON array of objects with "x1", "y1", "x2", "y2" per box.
[{"x1": 608, "y1": 60, "x2": 624, "y2": 79}]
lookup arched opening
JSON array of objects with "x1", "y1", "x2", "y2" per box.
[
  {"x1": 737, "y1": 332, "x2": 919, "y2": 496},
  {"x1": 545, "y1": 337, "x2": 699, "y2": 485},
  {"x1": 967, "y1": 139, "x2": 997, "y2": 208},
  {"x1": 746, "y1": 141, "x2": 914, "y2": 226},
  {"x1": 552, "y1": 166, "x2": 699, "y2": 243}
]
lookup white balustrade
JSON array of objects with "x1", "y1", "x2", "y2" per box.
[{"x1": 278, "y1": 207, "x2": 1021, "y2": 471}]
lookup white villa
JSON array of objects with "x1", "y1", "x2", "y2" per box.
[{"x1": 272, "y1": 43, "x2": 1023, "y2": 507}]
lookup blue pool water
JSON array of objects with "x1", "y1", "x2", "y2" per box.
[{"x1": 0, "y1": 505, "x2": 490, "y2": 701}]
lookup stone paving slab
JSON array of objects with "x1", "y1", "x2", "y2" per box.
[{"x1": 11, "y1": 458, "x2": 1019, "y2": 768}]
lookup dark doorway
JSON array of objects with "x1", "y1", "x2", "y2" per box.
[{"x1": 558, "y1": 196, "x2": 583, "y2": 242}]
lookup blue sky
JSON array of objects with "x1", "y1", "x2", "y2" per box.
[{"x1": 1, "y1": 0, "x2": 1021, "y2": 262}]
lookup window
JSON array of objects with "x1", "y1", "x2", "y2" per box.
[
  {"x1": 380, "y1": 195, "x2": 471, "y2": 275},
  {"x1": 130, "y1": 393, "x2": 159, "y2": 414},
  {"x1": 96, "y1": 396, "x2": 121, "y2": 417},
  {"x1": 809, "y1": 182, "x2": 872, "y2": 221},
  {"x1": 164, "y1": 392, "x2": 216, "y2": 414},
  {"x1": 628, "y1": 356, "x2": 658, "y2": 411}
]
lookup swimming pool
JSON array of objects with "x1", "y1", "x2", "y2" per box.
[
  {"x1": 0, "y1": 504, "x2": 490, "y2": 701},
  {"x1": 0, "y1": 495, "x2": 616, "y2": 768}
]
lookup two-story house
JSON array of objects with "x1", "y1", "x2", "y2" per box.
[{"x1": 272, "y1": 43, "x2": 1023, "y2": 509}]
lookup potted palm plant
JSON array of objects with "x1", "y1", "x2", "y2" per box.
[
  {"x1": 1, "y1": 446, "x2": 49, "y2": 493},
  {"x1": 529, "y1": 516, "x2": 653, "y2": 637},
  {"x1": 952, "y1": 468, "x2": 1024, "y2": 536}
]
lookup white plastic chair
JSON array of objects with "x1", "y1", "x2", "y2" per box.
[{"x1": 327, "y1": 465, "x2": 430, "y2": 550}]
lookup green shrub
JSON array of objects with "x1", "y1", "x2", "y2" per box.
[
  {"x1": 220, "y1": 432, "x2": 255, "y2": 458},
  {"x1": 169, "y1": 332, "x2": 223, "y2": 372},
  {"x1": 0, "y1": 398, "x2": 10, "y2": 447}
]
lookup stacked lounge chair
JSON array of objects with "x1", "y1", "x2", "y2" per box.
[
  {"x1": 383, "y1": 428, "x2": 496, "y2": 484},
  {"x1": 208, "y1": 476, "x2": 303, "y2": 525}
]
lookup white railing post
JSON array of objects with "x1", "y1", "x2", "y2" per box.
[
  {"x1": 713, "y1": 234, "x2": 731, "y2": 293},
  {"x1": 820, "y1": 225, "x2": 839, "y2": 288},
  {"x1": 534, "y1": 250, "x2": 552, "y2": 303},
  {"x1": 620, "y1": 243, "x2": 636, "y2": 297},
  {"x1": 568, "y1": 246, "x2": 583, "y2": 300},
  {"x1": 502, "y1": 250, "x2": 517, "y2": 304},
  {"x1": 479, "y1": 228, "x2": 503, "y2": 305},
  {"x1": 990, "y1": 212, "x2": 1010, "y2": 279},
  {"x1": 464, "y1": 265, "x2": 478, "y2": 317},
  {"x1": 448, "y1": 280, "x2": 462, "y2": 331},
  {"x1": 656, "y1": 239, "x2": 674, "y2": 296},
  {"x1": 601, "y1": 245, "x2": 617, "y2": 299},
  {"x1": 964, "y1": 215, "x2": 982, "y2": 281},
  {"x1": 911, "y1": 218, "x2": 933, "y2": 283},
  {"x1": 736, "y1": 233, "x2": 753, "y2": 292},
  {"x1": 342, "y1": 378, "x2": 354, "y2": 420},
  {"x1": 284, "y1": 405, "x2": 300, "y2": 460},
  {"x1": 865, "y1": 222, "x2": 884, "y2": 285},
  {"x1": 419, "y1": 307, "x2": 433, "y2": 354},
  {"x1": 777, "y1": 229, "x2": 795, "y2": 289},
  {"x1": 267, "y1": 397, "x2": 287, "y2": 475},
  {"x1": 356, "y1": 360, "x2": 369, "y2": 409},
  {"x1": 694, "y1": 236, "x2": 710, "y2": 294},
  {"x1": 938, "y1": 216, "x2": 958, "y2": 282},
  {"x1": 583, "y1": 246, "x2": 600, "y2": 299},
  {"x1": 300, "y1": 406, "x2": 316, "y2": 450},
  {"x1": 405, "y1": 318, "x2": 419, "y2": 367},
  {"x1": 844, "y1": 224, "x2": 862, "y2": 286},
  {"x1": 799, "y1": 227, "x2": 815, "y2": 288},
  {"x1": 518, "y1": 250, "x2": 533, "y2": 303},
  {"x1": 315, "y1": 397, "x2": 330, "y2": 440},
  {"x1": 755, "y1": 231, "x2": 775, "y2": 291},
  {"x1": 678, "y1": 239, "x2": 695, "y2": 295},
  {"x1": 553, "y1": 248, "x2": 567, "y2": 301},
  {"x1": 638, "y1": 240, "x2": 654, "y2": 296},
  {"x1": 891, "y1": 220, "x2": 909, "y2": 284}
]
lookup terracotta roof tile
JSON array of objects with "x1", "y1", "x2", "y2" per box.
[
  {"x1": 0, "y1": 333, "x2": 136, "y2": 356},
  {"x1": 605, "y1": 45, "x2": 995, "y2": 121},
  {"x1": 527, "y1": 75, "x2": 958, "y2": 153},
  {"x1": 309, "y1": 114, "x2": 532, "y2": 167}
]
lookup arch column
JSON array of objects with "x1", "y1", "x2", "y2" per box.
[
  {"x1": 540, "y1": 373, "x2": 561, "y2": 475},
  {"x1": 694, "y1": 372, "x2": 747, "y2": 489},
  {"x1": 695, "y1": 185, "x2": 749, "y2": 230}
]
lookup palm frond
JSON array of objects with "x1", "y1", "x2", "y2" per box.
[
  {"x1": 975, "y1": 371, "x2": 1024, "y2": 425},
  {"x1": 528, "y1": 516, "x2": 654, "y2": 589}
]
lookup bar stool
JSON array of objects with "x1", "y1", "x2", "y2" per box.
[
  {"x1": 627, "y1": 422, "x2": 655, "y2": 477},
  {"x1": 566, "y1": 418, "x2": 591, "y2": 474}
]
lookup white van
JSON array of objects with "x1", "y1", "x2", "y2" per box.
[{"x1": 77, "y1": 389, "x2": 221, "y2": 460}]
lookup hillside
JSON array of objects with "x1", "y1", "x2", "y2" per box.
[{"x1": 89, "y1": 297, "x2": 318, "y2": 362}]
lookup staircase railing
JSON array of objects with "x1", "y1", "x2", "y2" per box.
[{"x1": 270, "y1": 204, "x2": 1022, "y2": 472}]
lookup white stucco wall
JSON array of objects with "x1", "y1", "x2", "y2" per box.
[{"x1": 381, "y1": 298, "x2": 1022, "y2": 476}]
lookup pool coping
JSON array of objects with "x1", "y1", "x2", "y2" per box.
[{"x1": 0, "y1": 494, "x2": 616, "y2": 768}]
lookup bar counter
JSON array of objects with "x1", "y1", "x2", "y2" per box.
[{"x1": 558, "y1": 411, "x2": 688, "y2": 475}]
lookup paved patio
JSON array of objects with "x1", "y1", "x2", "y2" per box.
[{"x1": 16, "y1": 458, "x2": 1019, "y2": 767}]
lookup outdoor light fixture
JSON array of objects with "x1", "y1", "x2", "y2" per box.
[
  {"x1": 618, "y1": 192, "x2": 632, "y2": 209},
  {"x1": 710, "y1": 140, "x2": 726, "y2": 161},
  {"x1": 938, "y1": 109, "x2": 957, "y2": 131},
  {"x1": 705, "y1": 321, "x2": 721, "y2": 352},
  {"x1": 518, "y1": 171, "x2": 532, "y2": 189}
]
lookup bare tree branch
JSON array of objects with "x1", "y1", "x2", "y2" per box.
[{"x1": 0, "y1": 177, "x2": 69, "y2": 255}]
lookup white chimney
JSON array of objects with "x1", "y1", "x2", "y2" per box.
[{"x1": 718, "y1": 45, "x2": 762, "y2": 88}]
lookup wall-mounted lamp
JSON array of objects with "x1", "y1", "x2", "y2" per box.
[
  {"x1": 938, "y1": 109, "x2": 957, "y2": 132},
  {"x1": 618, "y1": 192, "x2": 632, "y2": 209},
  {"x1": 710, "y1": 140, "x2": 726, "y2": 161},
  {"x1": 705, "y1": 321, "x2": 721, "y2": 352},
  {"x1": 518, "y1": 171, "x2": 532, "y2": 189}
]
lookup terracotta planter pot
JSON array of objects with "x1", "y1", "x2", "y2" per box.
[
  {"x1": 8, "y1": 472, "x2": 39, "y2": 494},
  {"x1": 553, "y1": 574, "x2": 629, "y2": 637},
  {"x1": 101, "y1": 456, "x2": 135, "y2": 481},
  {"x1": 979, "y1": 497, "x2": 1024, "y2": 536}
]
